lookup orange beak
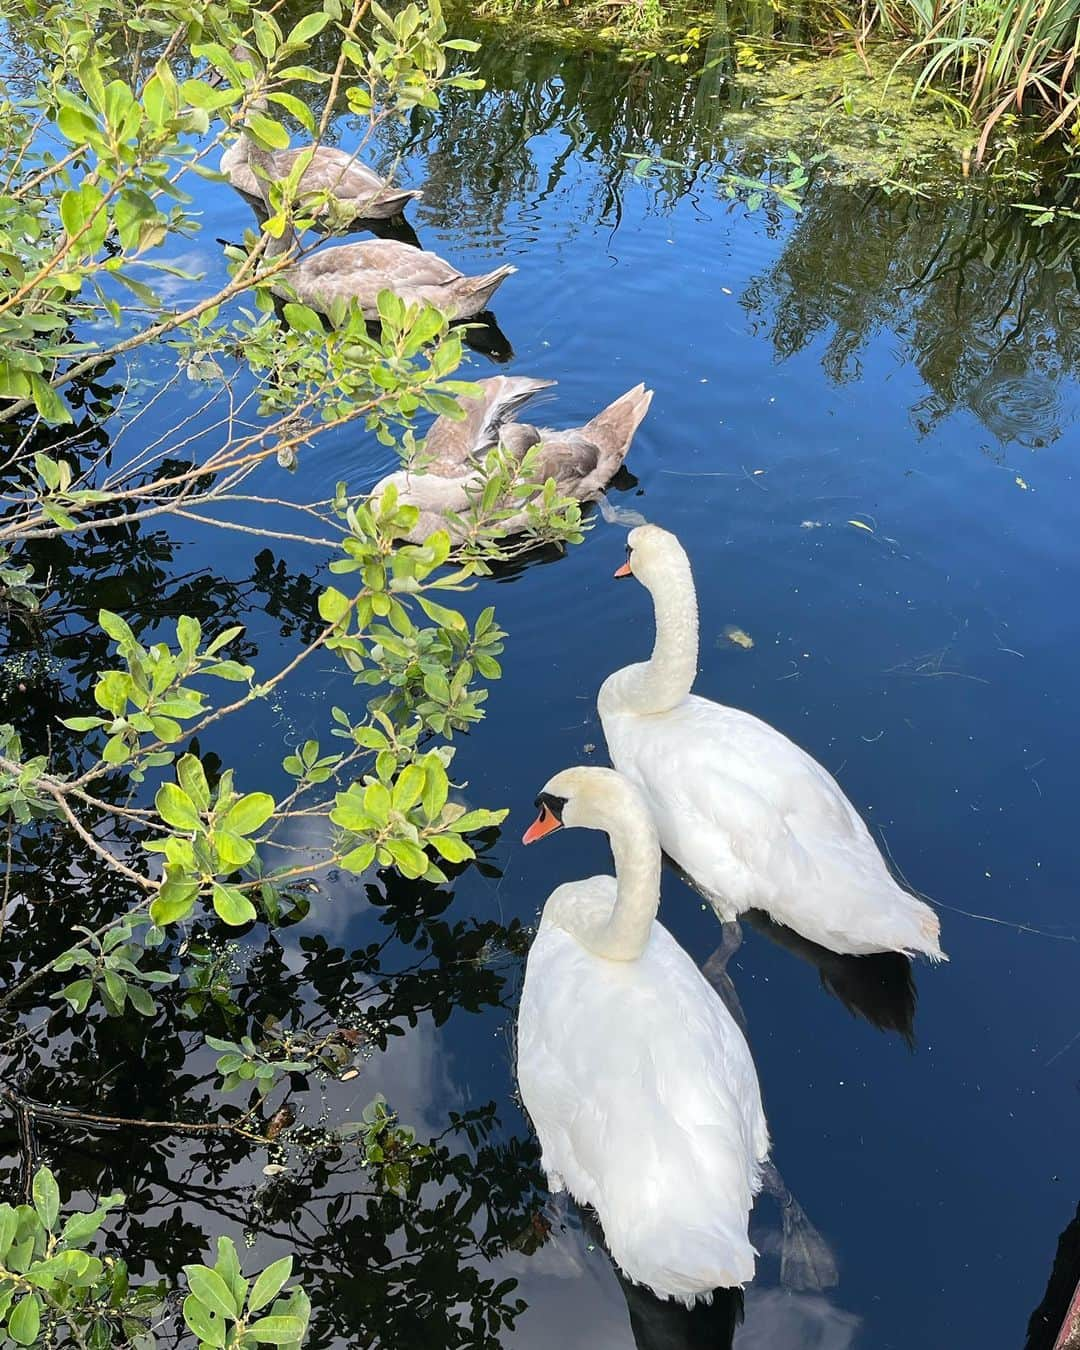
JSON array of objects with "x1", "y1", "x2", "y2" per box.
[
  {"x1": 613, "y1": 561, "x2": 632, "y2": 578},
  {"x1": 522, "y1": 804, "x2": 563, "y2": 845}
]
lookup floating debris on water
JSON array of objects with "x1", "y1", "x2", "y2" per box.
[{"x1": 723, "y1": 625, "x2": 755, "y2": 649}]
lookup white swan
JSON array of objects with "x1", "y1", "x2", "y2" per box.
[
  {"x1": 598, "y1": 525, "x2": 945, "y2": 960},
  {"x1": 517, "y1": 766, "x2": 769, "y2": 1304}
]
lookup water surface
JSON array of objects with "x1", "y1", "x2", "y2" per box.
[{"x1": 3, "y1": 19, "x2": 1079, "y2": 1350}]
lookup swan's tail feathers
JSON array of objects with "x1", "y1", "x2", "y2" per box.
[
  {"x1": 369, "y1": 186, "x2": 423, "y2": 216},
  {"x1": 583, "y1": 383, "x2": 653, "y2": 468},
  {"x1": 906, "y1": 896, "x2": 947, "y2": 962},
  {"x1": 857, "y1": 892, "x2": 946, "y2": 963},
  {"x1": 481, "y1": 376, "x2": 557, "y2": 445},
  {"x1": 458, "y1": 264, "x2": 516, "y2": 314},
  {"x1": 616, "y1": 1221, "x2": 757, "y2": 1303}
]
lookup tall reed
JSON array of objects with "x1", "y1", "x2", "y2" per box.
[{"x1": 865, "y1": 0, "x2": 1080, "y2": 155}]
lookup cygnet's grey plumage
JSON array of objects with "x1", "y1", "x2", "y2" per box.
[
  {"x1": 218, "y1": 51, "x2": 421, "y2": 221},
  {"x1": 422, "y1": 376, "x2": 556, "y2": 474},
  {"x1": 272, "y1": 236, "x2": 515, "y2": 321},
  {"x1": 221, "y1": 139, "x2": 421, "y2": 220},
  {"x1": 372, "y1": 383, "x2": 653, "y2": 544}
]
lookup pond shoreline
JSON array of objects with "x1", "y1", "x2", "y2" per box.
[{"x1": 457, "y1": 0, "x2": 1072, "y2": 195}]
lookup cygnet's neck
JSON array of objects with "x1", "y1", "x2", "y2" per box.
[
  {"x1": 237, "y1": 92, "x2": 274, "y2": 173},
  {"x1": 578, "y1": 798, "x2": 661, "y2": 962},
  {"x1": 603, "y1": 550, "x2": 699, "y2": 717}
]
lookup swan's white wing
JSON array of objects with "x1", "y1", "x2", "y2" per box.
[
  {"x1": 605, "y1": 697, "x2": 943, "y2": 957},
  {"x1": 518, "y1": 881, "x2": 767, "y2": 1300}
]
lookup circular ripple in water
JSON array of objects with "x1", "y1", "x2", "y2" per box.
[{"x1": 969, "y1": 370, "x2": 1061, "y2": 448}]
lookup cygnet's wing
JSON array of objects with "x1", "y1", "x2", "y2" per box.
[{"x1": 425, "y1": 376, "x2": 556, "y2": 471}]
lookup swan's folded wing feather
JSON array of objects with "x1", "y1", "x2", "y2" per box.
[
  {"x1": 355, "y1": 240, "x2": 461, "y2": 286},
  {"x1": 517, "y1": 905, "x2": 766, "y2": 1292}
]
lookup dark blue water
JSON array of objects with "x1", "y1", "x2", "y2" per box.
[{"x1": 5, "y1": 21, "x2": 1080, "y2": 1350}]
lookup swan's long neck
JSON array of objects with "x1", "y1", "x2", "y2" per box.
[
  {"x1": 580, "y1": 801, "x2": 661, "y2": 962},
  {"x1": 610, "y1": 553, "x2": 699, "y2": 716}
]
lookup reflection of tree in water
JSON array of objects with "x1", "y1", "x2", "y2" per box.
[
  {"x1": 741, "y1": 187, "x2": 1080, "y2": 446},
  {"x1": 1, "y1": 849, "x2": 543, "y2": 1347},
  {"x1": 0, "y1": 381, "x2": 545, "y2": 1347},
  {"x1": 384, "y1": 19, "x2": 788, "y2": 241}
]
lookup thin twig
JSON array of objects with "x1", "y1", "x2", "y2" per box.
[{"x1": 0, "y1": 1081, "x2": 271, "y2": 1143}]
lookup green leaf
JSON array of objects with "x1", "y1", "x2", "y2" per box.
[
  {"x1": 428, "y1": 833, "x2": 474, "y2": 863},
  {"x1": 205, "y1": 624, "x2": 243, "y2": 655},
  {"x1": 9, "y1": 1293, "x2": 41, "y2": 1345},
  {"x1": 93, "y1": 670, "x2": 132, "y2": 715},
  {"x1": 213, "y1": 829, "x2": 255, "y2": 868},
  {"x1": 149, "y1": 877, "x2": 198, "y2": 926},
  {"x1": 29, "y1": 374, "x2": 72, "y2": 425},
  {"x1": 318, "y1": 587, "x2": 350, "y2": 623},
  {"x1": 126, "y1": 984, "x2": 155, "y2": 1017},
  {"x1": 60, "y1": 1207, "x2": 108, "y2": 1249},
  {"x1": 177, "y1": 754, "x2": 211, "y2": 811},
  {"x1": 101, "y1": 733, "x2": 130, "y2": 764},
  {"x1": 363, "y1": 781, "x2": 391, "y2": 824},
  {"x1": 202, "y1": 660, "x2": 252, "y2": 682},
  {"x1": 339, "y1": 842, "x2": 376, "y2": 873},
  {"x1": 421, "y1": 759, "x2": 449, "y2": 820},
  {"x1": 248, "y1": 1256, "x2": 293, "y2": 1313},
  {"x1": 391, "y1": 764, "x2": 425, "y2": 813},
  {"x1": 34, "y1": 452, "x2": 60, "y2": 488},
  {"x1": 286, "y1": 11, "x2": 331, "y2": 43},
  {"x1": 386, "y1": 839, "x2": 428, "y2": 879},
  {"x1": 176, "y1": 614, "x2": 202, "y2": 659},
  {"x1": 248, "y1": 112, "x2": 290, "y2": 150},
  {"x1": 247, "y1": 1315, "x2": 306, "y2": 1344},
  {"x1": 252, "y1": 11, "x2": 280, "y2": 57},
  {"x1": 215, "y1": 1236, "x2": 245, "y2": 1310},
  {"x1": 220, "y1": 792, "x2": 275, "y2": 836},
  {"x1": 0, "y1": 1204, "x2": 18, "y2": 1256},
  {"x1": 212, "y1": 884, "x2": 257, "y2": 927},
  {"x1": 98, "y1": 609, "x2": 136, "y2": 645},
  {"x1": 448, "y1": 808, "x2": 508, "y2": 833},
  {"x1": 59, "y1": 979, "x2": 93, "y2": 1013},
  {"x1": 184, "y1": 1264, "x2": 238, "y2": 1319},
  {"x1": 103, "y1": 969, "x2": 127, "y2": 1009},
  {"x1": 282, "y1": 302, "x2": 324, "y2": 334},
  {"x1": 183, "y1": 1292, "x2": 227, "y2": 1347},
  {"x1": 156, "y1": 782, "x2": 200, "y2": 831},
  {"x1": 32, "y1": 1167, "x2": 59, "y2": 1230},
  {"x1": 268, "y1": 92, "x2": 315, "y2": 134}
]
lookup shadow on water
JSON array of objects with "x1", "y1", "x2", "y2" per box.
[{"x1": 741, "y1": 910, "x2": 917, "y2": 1044}]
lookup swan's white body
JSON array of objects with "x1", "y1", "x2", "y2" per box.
[
  {"x1": 516, "y1": 768, "x2": 768, "y2": 1304},
  {"x1": 599, "y1": 526, "x2": 945, "y2": 960}
]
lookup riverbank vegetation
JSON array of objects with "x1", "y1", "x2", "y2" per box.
[{"x1": 472, "y1": 0, "x2": 1080, "y2": 163}]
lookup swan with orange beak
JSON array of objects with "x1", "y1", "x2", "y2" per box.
[{"x1": 515, "y1": 765, "x2": 769, "y2": 1304}]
